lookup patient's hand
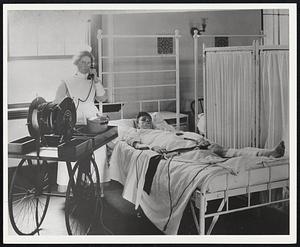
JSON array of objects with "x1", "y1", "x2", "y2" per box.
[
  {"x1": 134, "y1": 143, "x2": 150, "y2": 150},
  {"x1": 197, "y1": 139, "x2": 210, "y2": 149},
  {"x1": 151, "y1": 146, "x2": 168, "y2": 154}
]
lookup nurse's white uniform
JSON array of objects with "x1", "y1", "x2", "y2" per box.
[{"x1": 56, "y1": 72, "x2": 110, "y2": 189}]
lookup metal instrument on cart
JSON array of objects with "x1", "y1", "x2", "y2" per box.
[{"x1": 8, "y1": 97, "x2": 117, "y2": 235}]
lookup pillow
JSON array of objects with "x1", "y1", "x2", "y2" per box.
[
  {"x1": 109, "y1": 112, "x2": 175, "y2": 132},
  {"x1": 150, "y1": 112, "x2": 176, "y2": 132},
  {"x1": 197, "y1": 113, "x2": 206, "y2": 135}
]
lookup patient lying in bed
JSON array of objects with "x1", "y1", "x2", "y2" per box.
[
  {"x1": 124, "y1": 111, "x2": 285, "y2": 159},
  {"x1": 110, "y1": 111, "x2": 286, "y2": 234}
]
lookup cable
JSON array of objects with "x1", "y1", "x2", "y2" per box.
[
  {"x1": 162, "y1": 158, "x2": 232, "y2": 232},
  {"x1": 135, "y1": 150, "x2": 144, "y2": 188},
  {"x1": 90, "y1": 152, "x2": 114, "y2": 235},
  {"x1": 75, "y1": 78, "x2": 94, "y2": 111},
  {"x1": 98, "y1": 194, "x2": 114, "y2": 235},
  {"x1": 163, "y1": 161, "x2": 214, "y2": 232},
  {"x1": 163, "y1": 156, "x2": 174, "y2": 231}
]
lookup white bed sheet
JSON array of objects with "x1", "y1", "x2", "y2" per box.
[
  {"x1": 109, "y1": 139, "x2": 287, "y2": 235},
  {"x1": 206, "y1": 156, "x2": 289, "y2": 193},
  {"x1": 107, "y1": 119, "x2": 289, "y2": 234}
]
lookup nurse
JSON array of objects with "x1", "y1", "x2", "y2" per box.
[{"x1": 54, "y1": 49, "x2": 109, "y2": 193}]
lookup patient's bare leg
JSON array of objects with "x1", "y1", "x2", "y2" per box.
[
  {"x1": 214, "y1": 141, "x2": 285, "y2": 158},
  {"x1": 257, "y1": 141, "x2": 285, "y2": 158},
  {"x1": 208, "y1": 143, "x2": 229, "y2": 157}
]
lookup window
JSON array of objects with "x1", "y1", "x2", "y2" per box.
[{"x1": 8, "y1": 10, "x2": 89, "y2": 58}]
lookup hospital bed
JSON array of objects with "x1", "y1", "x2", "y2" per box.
[{"x1": 106, "y1": 116, "x2": 289, "y2": 235}]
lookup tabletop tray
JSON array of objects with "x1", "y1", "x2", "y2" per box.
[
  {"x1": 73, "y1": 125, "x2": 118, "y2": 148},
  {"x1": 8, "y1": 136, "x2": 36, "y2": 154}
]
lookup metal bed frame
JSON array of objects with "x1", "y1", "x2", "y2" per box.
[{"x1": 190, "y1": 158, "x2": 289, "y2": 235}]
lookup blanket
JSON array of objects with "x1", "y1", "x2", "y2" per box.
[{"x1": 109, "y1": 128, "x2": 279, "y2": 234}]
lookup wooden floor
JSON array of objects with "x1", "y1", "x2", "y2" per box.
[{"x1": 6, "y1": 180, "x2": 289, "y2": 236}]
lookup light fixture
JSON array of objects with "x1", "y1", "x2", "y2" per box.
[{"x1": 190, "y1": 18, "x2": 207, "y2": 36}]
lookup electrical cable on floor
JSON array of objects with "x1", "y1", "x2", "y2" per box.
[
  {"x1": 91, "y1": 153, "x2": 114, "y2": 235},
  {"x1": 98, "y1": 195, "x2": 114, "y2": 235}
]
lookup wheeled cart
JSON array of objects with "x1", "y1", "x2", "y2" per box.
[{"x1": 8, "y1": 126, "x2": 117, "y2": 235}]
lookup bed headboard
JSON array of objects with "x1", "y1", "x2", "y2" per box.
[{"x1": 96, "y1": 29, "x2": 182, "y2": 129}]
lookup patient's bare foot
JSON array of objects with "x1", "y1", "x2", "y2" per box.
[
  {"x1": 270, "y1": 141, "x2": 285, "y2": 158},
  {"x1": 209, "y1": 143, "x2": 227, "y2": 157}
]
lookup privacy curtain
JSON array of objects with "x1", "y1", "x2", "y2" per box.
[
  {"x1": 259, "y1": 50, "x2": 289, "y2": 153},
  {"x1": 205, "y1": 51, "x2": 255, "y2": 148}
]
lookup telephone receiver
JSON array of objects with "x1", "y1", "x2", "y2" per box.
[{"x1": 87, "y1": 64, "x2": 95, "y2": 80}]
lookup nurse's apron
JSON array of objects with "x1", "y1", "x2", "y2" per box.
[{"x1": 57, "y1": 74, "x2": 110, "y2": 190}]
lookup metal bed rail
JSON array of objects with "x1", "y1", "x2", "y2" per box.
[{"x1": 190, "y1": 158, "x2": 289, "y2": 235}]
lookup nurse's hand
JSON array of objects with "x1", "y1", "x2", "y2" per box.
[{"x1": 89, "y1": 68, "x2": 100, "y2": 83}]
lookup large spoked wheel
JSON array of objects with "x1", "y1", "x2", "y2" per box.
[
  {"x1": 8, "y1": 159, "x2": 51, "y2": 235},
  {"x1": 65, "y1": 158, "x2": 100, "y2": 235}
]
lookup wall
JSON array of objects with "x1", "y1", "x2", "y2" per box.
[
  {"x1": 263, "y1": 9, "x2": 289, "y2": 45},
  {"x1": 99, "y1": 10, "x2": 262, "y2": 112}
]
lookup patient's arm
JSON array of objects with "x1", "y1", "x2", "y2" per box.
[
  {"x1": 196, "y1": 138, "x2": 211, "y2": 149},
  {"x1": 134, "y1": 142, "x2": 150, "y2": 150},
  {"x1": 151, "y1": 146, "x2": 167, "y2": 154},
  {"x1": 122, "y1": 130, "x2": 141, "y2": 147}
]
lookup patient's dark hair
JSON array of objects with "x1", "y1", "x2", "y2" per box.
[{"x1": 136, "y1": 112, "x2": 152, "y2": 121}]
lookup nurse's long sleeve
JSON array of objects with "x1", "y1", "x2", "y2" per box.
[{"x1": 54, "y1": 81, "x2": 69, "y2": 104}]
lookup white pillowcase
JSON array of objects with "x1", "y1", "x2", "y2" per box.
[{"x1": 108, "y1": 112, "x2": 175, "y2": 132}]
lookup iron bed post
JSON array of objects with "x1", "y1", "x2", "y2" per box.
[
  {"x1": 254, "y1": 40, "x2": 261, "y2": 147},
  {"x1": 193, "y1": 30, "x2": 199, "y2": 133},
  {"x1": 203, "y1": 42, "x2": 207, "y2": 137},
  {"x1": 97, "y1": 29, "x2": 103, "y2": 86},
  {"x1": 198, "y1": 190, "x2": 206, "y2": 235},
  {"x1": 175, "y1": 29, "x2": 180, "y2": 131}
]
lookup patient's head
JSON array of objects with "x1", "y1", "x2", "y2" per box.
[{"x1": 136, "y1": 112, "x2": 153, "y2": 129}]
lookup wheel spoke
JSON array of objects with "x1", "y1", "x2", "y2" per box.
[
  {"x1": 9, "y1": 159, "x2": 51, "y2": 235},
  {"x1": 65, "y1": 161, "x2": 98, "y2": 235}
]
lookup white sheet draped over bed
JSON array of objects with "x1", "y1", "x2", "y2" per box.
[{"x1": 109, "y1": 129, "x2": 275, "y2": 234}]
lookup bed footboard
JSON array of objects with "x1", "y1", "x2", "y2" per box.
[{"x1": 190, "y1": 159, "x2": 289, "y2": 235}]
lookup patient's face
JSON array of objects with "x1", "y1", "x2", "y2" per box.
[{"x1": 137, "y1": 116, "x2": 153, "y2": 129}]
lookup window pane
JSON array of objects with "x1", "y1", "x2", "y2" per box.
[
  {"x1": 8, "y1": 11, "x2": 38, "y2": 56},
  {"x1": 37, "y1": 11, "x2": 65, "y2": 55}
]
